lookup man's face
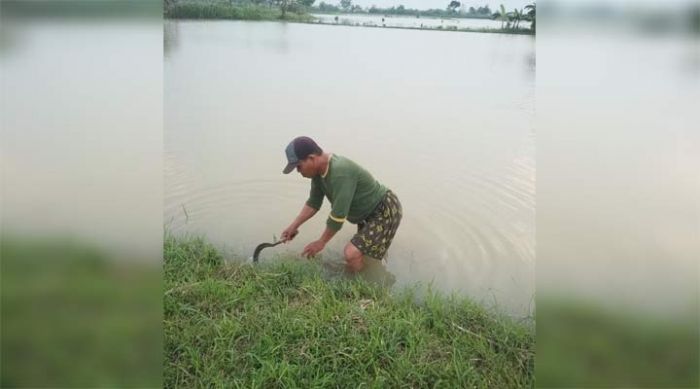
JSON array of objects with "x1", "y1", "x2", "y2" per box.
[{"x1": 296, "y1": 156, "x2": 314, "y2": 178}]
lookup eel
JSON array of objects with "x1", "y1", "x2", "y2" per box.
[{"x1": 252, "y1": 240, "x2": 283, "y2": 263}]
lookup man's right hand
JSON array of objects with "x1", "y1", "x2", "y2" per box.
[{"x1": 281, "y1": 227, "x2": 299, "y2": 243}]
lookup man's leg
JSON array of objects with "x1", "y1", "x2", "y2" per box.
[{"x1": 344, "y1": 242, "x2": 364, "y2": 272}]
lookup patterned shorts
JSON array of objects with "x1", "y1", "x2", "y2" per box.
[{"x1": 351, "y1": 190, "x2": 403, "y2": 260}]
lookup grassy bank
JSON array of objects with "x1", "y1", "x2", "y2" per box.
[
  {"x1": 164, "y1": 235, "x2": 534, "y2": 387},
  {"x1": 536, "y1": 299, "x2": 699, "y2": 387},
  {"x1": 165, "y1": 2, "x2": 313, "y2": 22},
  {"x1": 1, "y1": 237, "x2": 162, "y2": 387}
]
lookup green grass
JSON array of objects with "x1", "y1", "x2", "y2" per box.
[
  {"x1": 164, "y1": 234, "x2": 534, "y2": 387},
  {"x1": 536, "y1": 299, "x2": 699, "y2": 388},
  {"x1": 1, "y1": 237, "x2": 162, "y2": 387},
  {"x1": 165, "y1": 2, "x2": 313, "y2": 22}
]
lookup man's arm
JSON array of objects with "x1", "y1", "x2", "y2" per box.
[
  {"x1": 301, "y1": 226, "x2": 338, "y2": 258},
  {"x1": 281, "y1": 204, "x2": 318, "y2": 242}
]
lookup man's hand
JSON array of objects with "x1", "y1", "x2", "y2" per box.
[
  {"x1": 302, "y1": 240, "x2": 326, "y2": 258},
  {"x1": 281, "y1": 226, "x2": 299, "y2": 243}
]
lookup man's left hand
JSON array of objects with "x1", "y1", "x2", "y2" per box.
[{"x1": 302, "y1": 240, "x2": 326, "y2": 258}]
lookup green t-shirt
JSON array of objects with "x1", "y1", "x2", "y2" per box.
[{"x1": 306, "y1": 154, "x2": 388, "y2": 231}]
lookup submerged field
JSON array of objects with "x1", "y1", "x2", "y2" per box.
[{"x1": 164, "y1": 235, "x2": 534, "y2": 387}]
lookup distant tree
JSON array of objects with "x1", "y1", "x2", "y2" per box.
[
  {"x1": 512, "y1": 8, "x2": 522, "y2": 29},
  {"x1": 273, "y1": 0, "x2": 305, "y2": 18},
  {"x1": 493, "y1": 4, "x2": 511, "y2": 29},
  {"x1": 468, "y1": 6, "x2": 476, "y2": 14},
  {"x1": 299, "y1": 0, "x2": 315, "y2": 7},
  {"x1": 277, "y1": 0, "x2": 289, "y2": 18},
  {"x1": 525, "y1": 2, "x2": 536, "y2": 32},
  {"x1": 447, "y1": 1, "x2": 461, "y2": 13},
  {"x1": 477, "y1": 5, "x2": 491, "y2": 16},
  {"x1": 340, "y1": 0, "x2": 352, "y2": 12},
  {"x1": 317, "y1": 1, "x2": 339, "y2": 12},
  {"x1": 351, "y1": 4, "x2": 362, "y2": 13},
  {"x1": 691, "y1": 4, "x2": 699, "y2": 34}
]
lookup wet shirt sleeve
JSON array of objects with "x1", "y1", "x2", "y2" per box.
[
  {"x1": 306, "y1": 178, "x2": 324, "y2": 210},
  {"x1": 326, "y1": 176, "x2": 357, "y2": 231}
]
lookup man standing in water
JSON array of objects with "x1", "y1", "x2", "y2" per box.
[{"x1": 280, "y1": 136, "x2": 402, "y2": 272}]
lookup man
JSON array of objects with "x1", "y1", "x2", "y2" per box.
[{"x1": 280, "y1": 136, "x2": 402, "y2": 272}]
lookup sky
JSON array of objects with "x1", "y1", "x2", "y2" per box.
[{"x1": 338, "y1": 0, "x2": 532, "y2": 11}]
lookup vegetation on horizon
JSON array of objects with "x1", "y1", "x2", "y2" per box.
[
  {"x1": 492, "y1": 2, "x2": 535, "y2": 32},
  {"x1": 314, "y1": 1, "x2": 495, "y2": 19},
  {"x1": 164, "y1": 0, "x2": 537, "y2": 34},
  {"x1": 313, "y1": 0, "x2": 536, "y2": 32},
  {"x1": 164, "y1": 0, "x2": 314, "y2": 21},
  {"x1": 164, "y1": 234, "x2": 534, "y2": 387}
]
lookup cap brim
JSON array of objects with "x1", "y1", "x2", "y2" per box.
[{"x1": 282, "y1": 162, "x2": 298, "y2": 174}]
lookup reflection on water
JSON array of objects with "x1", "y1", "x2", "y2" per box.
[{"x1": 165, "y1": 20, "x2": 534, "y2": 316}]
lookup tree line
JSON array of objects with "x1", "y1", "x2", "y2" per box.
[
  {"x1": 164, "y1": 1, "x2": 536, "y2": 32},
  {"x1": 313, "y1": 0, "x2": 535, "y2": 31},
  {"x1": 166, "y1": 1, "x2": 510, "y2": 19},
  {"x1": 315, "y1": 1, "x2": 494, "y2": 19},
  {"x1": 492, "y1": 3, "x2": 536, "y2": 31}
]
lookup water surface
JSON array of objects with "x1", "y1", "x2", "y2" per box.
[
  {"x1": 1, "y1": 18, "x2": 162, "y2": 261},
  {"x1": 165, "y1": 20, "x2": 535, "y2": 316},
  {"x1": 311, "y1": 13, "x2": 531, "y2": 30}
]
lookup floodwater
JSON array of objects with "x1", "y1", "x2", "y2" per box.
[
  {"x1": 312, "y1": 13, "x2": 531, "y2": 30},
  {"x1": 165, "y1": 20, "x2": 535, "y2": 316},
  {"x1": 1, "y1": 18, "x2": 163, "y2": 262},
  {"x1": 537, "y1": 24, "x2": 699, "y2": 317}
]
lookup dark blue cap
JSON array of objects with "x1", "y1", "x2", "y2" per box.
[{"x1": 282, "y1": 136, "x2": 323, "y2": 174}]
